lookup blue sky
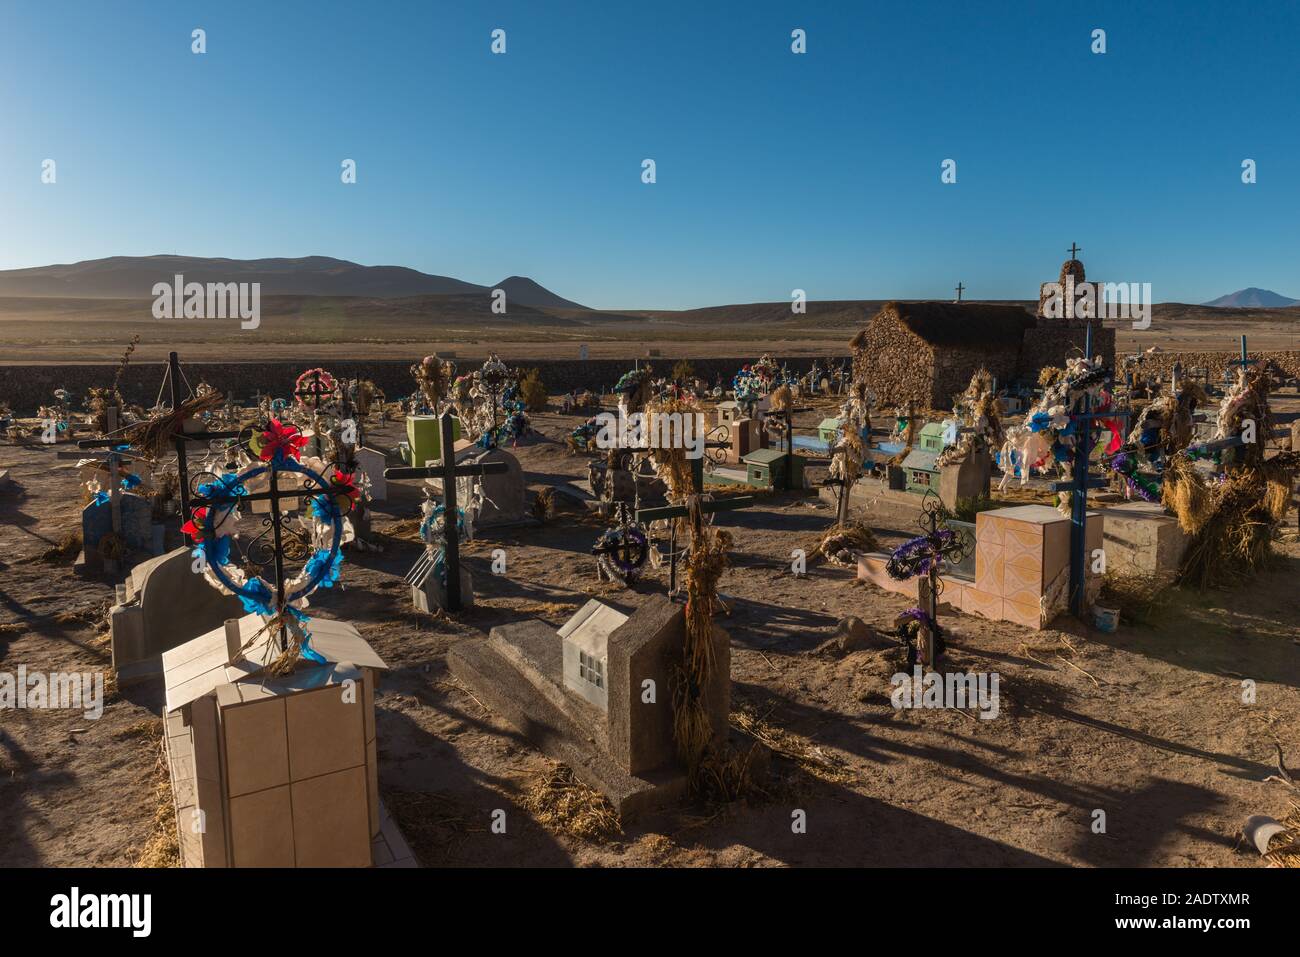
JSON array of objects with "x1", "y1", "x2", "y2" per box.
[{"x1": 1, "y1": 0, "x2": 1295, "y2": 309}]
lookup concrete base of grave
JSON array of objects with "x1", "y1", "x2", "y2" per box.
[
  {"x1": 448, "y1": 620, "x2": 689, "y2": 821},
  {"x1": 1094, "y1": 501, "x2": 1189, "y2": 578}
]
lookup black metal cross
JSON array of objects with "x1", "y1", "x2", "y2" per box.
[
  {"x1": 189, "y1": 459, "x2": 309, "y2": 651},
  {"x1": 954, "y1": 282, "x2": 965, "y2": 302},
  {"x1": 294, "y1": 369, "x2": 336, "y2": 412},
  {"x1": 1068, "y1": 242, "x2": 1082, "y2": 260},
  {"x1": 384, "y1": 411, "x2": 508, "y2": 611},
  {"x1": 766, "y1": 402, "x2": 813, "y2": 489}
]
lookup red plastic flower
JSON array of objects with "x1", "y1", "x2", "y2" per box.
[
  {"x1": 260, "y1": 418, "x2": 309, "y2": 463},
  {"x1": 182, "y1": 506, "x2": 209, "y2": 542},
  {"x1": 330, "y1": 470, "x2": 361, "y2": 512}
]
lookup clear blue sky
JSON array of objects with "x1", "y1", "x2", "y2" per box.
[{"x1": 1, "y1": 0, "x2": 1295, "y2": 309}]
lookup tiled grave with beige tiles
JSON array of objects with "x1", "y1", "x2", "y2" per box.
[
  {"x1": 162, "y1": 614, "x2": 414, "y2": 868},
  {"x1": 859, "y1": 504, "x2": 1103, "y2": 630}
]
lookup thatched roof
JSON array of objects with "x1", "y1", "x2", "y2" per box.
[{"x1": 858, "y1": 301, "x2": 1035, "y2": 350}]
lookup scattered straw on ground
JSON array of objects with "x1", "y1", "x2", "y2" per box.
[
  {"x1": 133, "y1": 732, "x2": 179, "y2": 868},
  {"x1": 1099, "y1": 571, "x2": 1176, "y2": 627},
  {"x1": 523, "y1": 763, "x2": 623, "y2": 842},
  {"x1": 1262, "y1": 802, "x2": 1300, "y2": 868},
  {"x1": 730, "y1": 707, "x2": 852, "y2": 786},
  {"x1": 35, "y1": 532, "x2": 81, "y2": 564}
]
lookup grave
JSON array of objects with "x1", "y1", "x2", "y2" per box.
[
  {"x1": 1095, "y1": 501, "x2": 1190, "y2": 578},
  {"x1": 109, "y1": 546, "x2": 245, "y2": 685},
  {"x1": 938, "y1": 449, "x2": 992, "y2": 511},
  {"x1": 743, "y1": 447, "x2": 804, "y2": 490},
  {"x1": 78, "y1": 490, "x2": 154, "y2": 576},
  {"x1": 859, "y1": 504, "x2": 1103, "y2": 630},
  {"x1": 726, "y1": 417, "x2": 761, "y2": 464},
  {"x1": 387, "y1": 413, "x2": 508, "y2": 612},
  {"x1": 162, "y1": 614, "x2": 411, "y2": 867},
  {"x1": 405, "y1": 414, "x2": 460, "y2": 467},
  {"x1": 902, "y1": 422, "x2": 948, "y2": 494},
  {"x1": 448, "y1": 594, "x2": 730, "y2": 819},
  {"x1": 353, "y1": 446, "x2": 388, "y2": 503},
  {"x1": 448, "y1": 445, "x2": 526, "y2": 528}
]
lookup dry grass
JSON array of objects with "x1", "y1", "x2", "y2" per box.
[
  {"x1": 1262, "y1": 802, "x2": 1300, "y2": 868},
  {"x1": 35, "y1": 532, "x2": 81, "y2": 564},
  {"x1": 730, "y1": 706, "x2": 852, "y2": 786},
  {"x1": 1099, "y1": 571, "x2": 1177, "y2": 627},
  {"x1": 522, "y1": 763, "x2": 623, "y2": 842},
  {"x1": 806, "y1": 520, "x2": 877, "y2": 566},
  {"x1": 133, "y1": 731, "x2": 179, "y2": 868}
]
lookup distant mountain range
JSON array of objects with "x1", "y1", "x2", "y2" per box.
[
  {"x1": 1202, "y1": 287, "x2": 1299, "y2": 308},
  {"x1": 0, "y1": 255, "x2": 590, "y2": 310}
]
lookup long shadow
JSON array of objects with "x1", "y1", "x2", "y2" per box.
[
  {"x1": 375, "y1": 675, "x2": 577, "y2": 866},
  {"x1": 0, "y1": 728, "x2": 77, "y2": 866}
]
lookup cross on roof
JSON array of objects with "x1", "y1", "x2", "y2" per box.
[
  {"x1": 384, "y1": 411, "x2": 508, "y2": 611},
  {"x1": 1068, "y1": 242, "x2": 1082, "y2": 260}
]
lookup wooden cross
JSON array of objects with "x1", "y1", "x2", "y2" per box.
[
  {"x1": 822, "y1": 443, "x2": 857, "y2": 525},
  {"x1": 636, "y1": 494, "x2": 754, "y2": 598},
  {"x1": 384, "y1": 412, "x2": 508, "y2": 611},
  {"x1": 954, "y1": 282, "x2": 965, "y2": 302},
  {"x1": 1068, "y1": 242, "x2": 1082, "y2": 260},
  {"x1": 79, "y1": 352, "x2": 241, "y2": 545}
]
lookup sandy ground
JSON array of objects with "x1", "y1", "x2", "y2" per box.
[{"x1": 1, "y1": 402, "x2": 1298, "y2": 868}]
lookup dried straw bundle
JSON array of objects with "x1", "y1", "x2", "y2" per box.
[
  {"x1": 808, "y1": 521, "x2": 877, "y2": 566},
  {"x1": 644, "y1": 395, "x2": 700, "y2": 501},
  {"x1": 410, "y1": 356, "x2": 454, "y2": 410},
  {"x1": 522, "y1": 763, "x2": 623, "y2": 841},
  {"x1": 769, "y1": 384, "x2": 793, "y2": 414},
  {"x1": 672, "y1": 497, "x2": 732, "y2": 786},
  {"x1": 1261, "y1": 802, "x2": 1300, "y2": 868},
  {"x1": 1163, "y1": 451, "x2": 1299, "y2": 589},
  {"x1": 122, "y1": 390, "x2": 225, "y2": 460}
]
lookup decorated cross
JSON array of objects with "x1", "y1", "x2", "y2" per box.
[
  {"x1": 185, "y1": 417, "x2": 354, "y2": 656},
  {"x1": 884, "y1": 491, "x2": 971, "y2": 668},
  {"x1": 384, "y1": 411, "x2": 508, "y2": 610},
  {"x1": 636, "y1": 494, "x2": 754, "y2": 598},
  {"x1": 1048, "y1": 323, "x2": 1129, "y2": 617},
  {"x1": 78, "y1": 352, "x2": 241, "y2": 544},
  {"x1": 294, "y1": 368, "x2": 337, "y2": 412}
]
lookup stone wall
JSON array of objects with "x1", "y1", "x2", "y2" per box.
[
  {"x1": 1019, "y1": 321, "x2": 1117, "y2": 379},
  {"x1": 0, "y1": 356, "x2": 827, "y2": 415},
  {"x1": 1129, "y1": 350, "x2": 1300, "y2": 383}
]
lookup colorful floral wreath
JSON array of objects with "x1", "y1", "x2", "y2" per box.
[
  {"x1": 294, "y1": 368, "x2": 338, "y2": 408},
  {"x1": 886, "y1": 528, "x2": 958, "y2": 580},
  {"x1": 418, "y1": 500, "x2": 468, "y2": 586},
  {"x1": 185, "y1": 418, "x2": 350, "y2": 662},
  {"x1": 592, "y1": 523, "x2": 649, "y2": 581}
]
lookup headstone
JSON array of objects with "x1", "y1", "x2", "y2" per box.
[
  {"x1": 938, "y1": 453, "x2": 991, "y2": 510},
  {"x1": 110, "y1": 546, "x2": 245, "y2": 685},
  {"x1": 80, "y1": 491, "x2": 153, "y2": 572},
  {"x1": 448, "y1": 594, "x2": 731, "y2": 819},
  {"x1": 727, "y1": 417, "x2": 760, "y2": 464},
  {"x1": 353, "y1": 447, "x2": 388, "y2": 503},
  {"x1": 406, "y1": 415, "x2": 459, "y2": 468},
  {"x1": 162, "y1": 614, "x2": 401, "y2": 868},
  {"x1": 448, "y1": 446, "x2": 526, "y2": 528}
]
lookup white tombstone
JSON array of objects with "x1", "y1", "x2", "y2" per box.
[{"x1": 559, "y1": 599, "x2": 629, "y2": 712}]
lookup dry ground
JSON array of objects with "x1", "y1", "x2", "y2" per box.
[{"x1": 1, "y1": 402, "x2": 1297, "y2": 867}]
